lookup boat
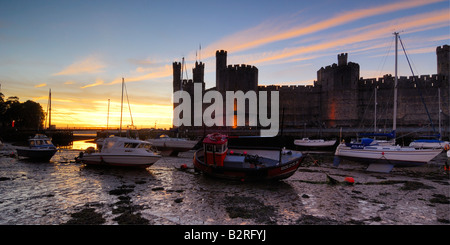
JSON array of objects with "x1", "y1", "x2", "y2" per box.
[
  {"x1": 409, "y1": 139, "x2": 449, "y2": 149},
  {"x1": 147, "y1": 135, "x2": 197, "y2": 156},
  {"x1": 334, "y1": 33, "x2": 442, "y2": 172},
  {"x1": 294, "y1": 138, "x2": 336, "y2": 148},
  {"x1": 335, "y1": 138, "x2": 441, "y2": 167},
  {"x1": 16, "y1": 134, "x2": 57, "y2": 161},
  {"x1": 78, "y1": 78, "x2": 161, "y2": 168},
  {"x1": 78, "y1": 136, "x2": 161, "y2": 168},
  {"x1": 193, "y1": 133, "x2": 304, "y2": 181}
]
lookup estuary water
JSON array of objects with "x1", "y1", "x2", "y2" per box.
[{"x1": 0, "y1": 140, "x2": 448, "y2": 225}]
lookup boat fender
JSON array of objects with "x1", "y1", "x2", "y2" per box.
[
  {"x1": 86, "y1": 147, "x2": 95, "y2": 154},
  {"x1": 344, "y1": 177, "x2": 355, "y2": 185},
  {"x1": 444, "y1": 144, "x2": 450, "y2": 151}
]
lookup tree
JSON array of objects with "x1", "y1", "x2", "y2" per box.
[{"x1": 0, "y1": 94, "x2": 45, "y2": 129}]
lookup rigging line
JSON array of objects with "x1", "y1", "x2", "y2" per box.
[
  {"x1": 398, "y1": 35, "x2": 436, "y2": 135},
  {"x1": 376, "y1": 37, "x2": 395, "y2": 78},
  {"x1": 123, "y1": 81, "x2": 134, "y2": 126}
]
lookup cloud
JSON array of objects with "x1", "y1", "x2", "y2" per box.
[
  {"x1": 108, "y1": 64, "x2": 172, "y2": 85},
  {"x1": 34, "y1": 83, "x2": 47, "y2": 88},
  {"x1": 202, "y1": 0, "x2": 445, "y2": 57},
  {"x1": 53, "y1": 55, "x2": 105, "y2": 76},
  {"x1": 245, "y1": 9, "x2": 449, "y2": 65},
  {"x1": 81, "y1": 79, "x2": 104, "y2": 89}
]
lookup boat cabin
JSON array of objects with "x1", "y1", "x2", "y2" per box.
[
  {"x1": 203, "y1": 133, "x2": 228, "y2": 167},
  {"x1": 101, "y1": 137, "x2": 155, "y2": 153},
  {"x1": 28, "y1": 135, "x2": 55, "y2": 149}
]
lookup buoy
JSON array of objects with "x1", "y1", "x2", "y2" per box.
[
  {"x1": 180, "y1": 164, "x2": 187, "y2": 170},
  {"x1": 344, "y1": 177, "x2": 355, "y2": 185}
]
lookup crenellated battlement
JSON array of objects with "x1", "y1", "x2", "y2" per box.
[{"x1": 173, "y1": 47, "x2": 449, "y2": 131}]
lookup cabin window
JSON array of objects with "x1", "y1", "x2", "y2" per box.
[
  {"x1": 30, "y1": 141, "x2": 35, "y2": 146},
  {"x1": 44, "y1": 140, "x2": 52, "y2": 145},
  {"x1": 138, "y1": 143, "x2": 152, "y2": 150},
  {"x1": 124, "y1": 142, "x2": 139, "y2": 148},
  {"x1": 206, "y1": 144, "x2": 213, "y2": 152}
]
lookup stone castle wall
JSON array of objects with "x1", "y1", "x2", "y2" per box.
[{"x1": 173, "y1": 45, "x2": 450, "y2": 135}]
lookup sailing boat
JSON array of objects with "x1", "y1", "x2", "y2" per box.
[
  {"x1": 79, "y1": 78, "x2": 161, "y2": 167},
  {"x1": 334, "y1": 33, "x2": 442, "y2": 172}
]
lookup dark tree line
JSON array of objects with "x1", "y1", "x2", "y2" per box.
[{"x1": 0, "y1": 92, "x2": 45, "y2": 130}]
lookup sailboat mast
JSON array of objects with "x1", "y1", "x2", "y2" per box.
[
  {"x1": 119, "y1": 78, "x2": 124, "y2": 136},
  {"x1": 49, "y1": 89, "x2": 51, "y2": 129},
  {"x1": 374, "y1": 87, "x2": 377, "y2": 133},
  {"x1": 107, "y1": 99, "x2": 110, "y2": 131},
  {"x1": 393, "y1": 32, "x2": 399, "y2": 132}
]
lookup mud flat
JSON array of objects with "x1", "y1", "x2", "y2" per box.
[{"x1": 0, "y1": 150, "x2": 448, "y2": 225}]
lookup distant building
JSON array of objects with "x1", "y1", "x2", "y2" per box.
[{"x1": 173, "y1": 45, "x2": 450, "y2": 136}]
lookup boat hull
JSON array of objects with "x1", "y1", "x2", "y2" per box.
[
  {"x1": 148, "y1": 139, "x2": 197, "y2": 156},
  {"x1": 335, "y1": 144, "x2": 442, "y2": 166},
  {"x1": 16, "y1": 148, "x2": 57, "y2": 161},
  {"x1": 193, "y1": 148, "x2": 303, "y2": 181},
  {"x1": 294, "y1": 139, "x2": 336, "y2": 148},
  {"x1": 81, "y1": 154, "x2": 160, "y2": 168}
]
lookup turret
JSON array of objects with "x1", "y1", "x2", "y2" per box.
[
  {"x1": 338, "y1": 53, "x2": 348, "y2": 66},
  {"x1": 216, "y1": 50, "x2": 227, "y2": 92}
]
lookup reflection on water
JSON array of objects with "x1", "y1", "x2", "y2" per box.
[{"x1": 71, "y1": 139, "x2": 97, "y2": 150}]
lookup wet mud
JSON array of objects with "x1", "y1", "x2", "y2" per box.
[{"x1": 0, "y1": 149, "x2": 449, "y2": 225}]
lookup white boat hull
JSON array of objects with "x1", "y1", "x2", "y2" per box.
[
  {"x1": 294, "y1": 139, "x2": 336, "y2": 147},
  {"x1": 335, "y1": 144, "x2": 442, "y2": 166},
  {"x1": 81, "y1": 153, "x2": 160, "y2": 168},
  {"x1": 147, "y1": 138, "x2": 197, "y2": 156}
]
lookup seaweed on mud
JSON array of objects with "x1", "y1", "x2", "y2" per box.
[
  {"x1": 109, "y1": 184, "x2": 135, "y2": 195},
  {"x1": 429, "y1": 194, "x2": 449, "y2": 204},
  {"x1": 399, "y1": 181, "x2": 435, "y2": 191},
  {"x1": 65, "y1": 207, "x2": 106, "y2": 225},
  {"x1": 295, "y1": 214, "x2": 344, "y2": 225},
  {"x1": 224, "y1": 196, "x2": 276, "y2": 224},
  {"x1": 113, "y1": 212, "x2": 149, "y2": 225}
]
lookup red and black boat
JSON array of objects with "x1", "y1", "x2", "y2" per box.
[{"x1": 193, "y1": 133, "x2": 304, "y2": 181}]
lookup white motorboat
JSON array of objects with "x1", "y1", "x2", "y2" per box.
[
  {"x1": 79, "y1": 136, "x2": 161, "y2": 168},
  {"x1": 147, "y1": 135, "x2": 197, "y2": 156},
  {"x1": 294, "y1": 138, "x2": 336, "y2": 148}
]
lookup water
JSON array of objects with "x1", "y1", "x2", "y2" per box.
[{"x1": 0, "y1": 145, "x2": 448, "y2": 225}]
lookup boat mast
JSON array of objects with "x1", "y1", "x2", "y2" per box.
[
  {"x1": 48, "y1": 89, "x2": 51, "y2": 129},
  {"x1": 119, "y1": 78, "x2": 124, "y2": 136},
  {"x1": 374, "y1": 87, "x2": 377, "y2": 133},
  {"x1": 393, "y1": 32, "x2": 399, "y2": 133},
  {"x1": 107, "y1": 98, "x2": 110, "y2": 132}
]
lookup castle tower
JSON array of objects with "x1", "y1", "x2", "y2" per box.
[
  {"x1": 193, "y1": 61, "x2": 205, "y2": 91},
  {"x1": 173, "y1": 62, "x2": 181, "y2": 92},
  {"x1": 338, "y1": 53, "x2": 348, "y2": 66},
  {"x1": 437, "y1": 45, "x2": 449, "y2": 78},
  {"x1": 216, "y1": 50, "x2": 227, "y2": 92}
]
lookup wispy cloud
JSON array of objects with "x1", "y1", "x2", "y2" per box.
[
  {"x1": 53, "y1": 55, "x2": 105, "y2": 76},
  {"x1": 108, "y1": 64, "x2": 172, "y2": 85},
  {"x1": 81, "y1": 79, "x2": 104, "y2": 89},
  {"x1": 34, "y1": 83, "x2": 47, "y2": 88},
  {"x1": 244, "y1": 8, "x2": 449, "y2": 65},
  {"x1": 202, "y1": 0, "x2": 445, "y2": 59}
]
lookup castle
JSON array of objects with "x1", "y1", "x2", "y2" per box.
[{"x1": 173, "y1": 45, "x2": 450, "y2": 137}]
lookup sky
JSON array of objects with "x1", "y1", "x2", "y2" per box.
[{"x1": 0, "y1": 0, "x2": 448, "y2": 129}]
